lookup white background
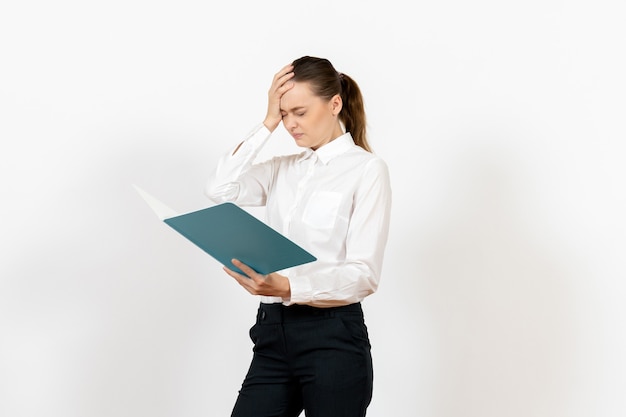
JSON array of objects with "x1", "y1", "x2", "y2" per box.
[{"x1": 1, "y1": 1, "x2": 625, "y2": 416}]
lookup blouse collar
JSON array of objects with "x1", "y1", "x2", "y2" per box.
[{"x1": 298, "y1": 132, "x2": 355, "y2": 165}]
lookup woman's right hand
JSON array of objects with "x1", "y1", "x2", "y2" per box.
[{"x1": 263, "y1": 63, "x2": 295, "y2": 132}]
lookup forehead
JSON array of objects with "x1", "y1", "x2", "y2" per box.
[{"x1": 280, "y1": 82, "x2": 319, "y2": 110}]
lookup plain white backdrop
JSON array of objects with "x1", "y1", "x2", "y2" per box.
[{"x1": 1, "y1": 1, "x2": 625, "y2": 416}]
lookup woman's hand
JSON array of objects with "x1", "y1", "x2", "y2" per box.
[
  {"x1": 223, "y1": 259, "x2": 291, "y2": 299},
  {"x1": 263, "y1": 63, "x2": 295, "y2": 132}
]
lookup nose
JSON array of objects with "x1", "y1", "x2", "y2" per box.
[{"x1": 283, "y1": 115, "x2": 297, "y2": 131}]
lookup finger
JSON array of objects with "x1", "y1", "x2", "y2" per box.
[
  {"x1": 230, "y1": 260, "x2": 272, "y2": 291},
  {"x1": 270, "y1": 76, "x2": 294, "y2": 97},
  {"x1": 223, "y1": 265, "x2": 246, "y2": 281},
  {"x1": 278, "y1": 71, "x2": 296, "y2": 82},
  {"x1": 272, "y1": 65, "x2": 293, "y2": 85},
  {"x1": 276, "y1": 63, "x2": 293, "y2": 77},
  {"x1": 277, "y1": 79, "x2": 294, "y2": 93},
  {"x1": 272, "y1": 66, "x2": 294, "y2": 88},
  {"x1": 231, "y1": 259, "x2": 263, "y2": 279},
  {"x1": 224, "y1": 266, "x2": 258, "y2": 293}
]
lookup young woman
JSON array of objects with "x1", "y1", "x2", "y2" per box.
[{"x1": 206, "y1": 56, "x2": 392, "y2": 417}]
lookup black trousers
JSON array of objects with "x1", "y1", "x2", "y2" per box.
[{"x1": 231, "y1": 302, "x2": 374, "y2": 417}]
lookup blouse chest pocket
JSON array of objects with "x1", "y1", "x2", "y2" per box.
[{"x1": 302, "y1": 191, "x2": 343, "y2": 229}]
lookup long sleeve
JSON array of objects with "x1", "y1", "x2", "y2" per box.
[{"x1": 205, "y1": 123, "x2": 274, "y2": 206}]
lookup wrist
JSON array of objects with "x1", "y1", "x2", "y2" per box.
[
  {"x1": 263, "y1": 117, "x2": 280, "y2": 132},
  {"x1": 274, "y1": 273, "x2": 291, "y2": 299}
]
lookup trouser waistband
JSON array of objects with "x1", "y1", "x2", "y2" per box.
[{"x1": 256, "y1": 302, "x2": 363, "y2": 324}]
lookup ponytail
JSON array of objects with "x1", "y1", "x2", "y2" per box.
[{"x1": 338, "y1": 73, "x2": 371, "y2": 152}]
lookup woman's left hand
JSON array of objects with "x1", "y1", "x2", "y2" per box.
[{"x1": 224, "y1": 259, "x2": 291, "y2": 299}]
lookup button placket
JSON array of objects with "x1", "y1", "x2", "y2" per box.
[{"x1": 283, "y1": 155, "x2": 317, "y2": 234}]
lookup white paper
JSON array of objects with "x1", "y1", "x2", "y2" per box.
[{"x1": 132, "y1": 184, "x2": 179, "y2": 220}]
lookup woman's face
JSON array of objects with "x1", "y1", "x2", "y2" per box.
[{"x1": 280, "y1": 81, "x2": 343, "y2": 150}]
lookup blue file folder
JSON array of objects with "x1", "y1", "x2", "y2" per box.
[{"x1": 134, "y1": 185, "x2": 317, "y2": 275}]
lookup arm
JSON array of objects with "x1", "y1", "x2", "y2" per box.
[
  {"x1": 204, "y1": 123, "x2": 273, "y2": 206},
  {"x1": 205, "y1": 63, "x2": 295, "y2": 206},
  {"x1": 207, "y1": 63, "x2": 295, "y2": 296}
]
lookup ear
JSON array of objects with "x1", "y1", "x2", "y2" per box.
[{"x1": 329, "y1": 94, "x2": 343, "y2": 116}]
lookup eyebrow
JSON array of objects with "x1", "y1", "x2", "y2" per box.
[{"x1": 281, "y1": 106, "x2": 307, "y2": 113}]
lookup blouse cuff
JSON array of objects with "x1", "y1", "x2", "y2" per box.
[{"x1": 284, "y1": 274, "x2": 313, "y2": 305}]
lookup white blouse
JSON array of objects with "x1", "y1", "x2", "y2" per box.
[{"x1": 206, "y1": 123, "x2": 392, "y2": 307}]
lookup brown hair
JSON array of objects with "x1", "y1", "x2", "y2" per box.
[{"x1": 291, "y1": 56, "x2": 371, "y2": 152}]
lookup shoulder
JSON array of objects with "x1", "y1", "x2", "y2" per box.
[{"x1": 348, "y1": 146, "x2": 389, "y2": 172}]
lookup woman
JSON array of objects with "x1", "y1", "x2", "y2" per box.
[{"x1": 206, "y1": 56, "x2": 392, "y2": 417}]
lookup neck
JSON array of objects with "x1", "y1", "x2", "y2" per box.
[{"x1": 312, "y1": 123, "x2": 344, "y2": 151}]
